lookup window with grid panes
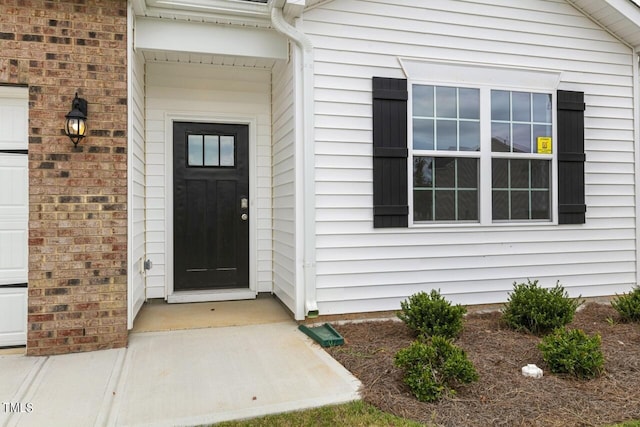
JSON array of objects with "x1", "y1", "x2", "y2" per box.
[{"x1": 411, "y1": 85, "x2": 553, "y2": 223}]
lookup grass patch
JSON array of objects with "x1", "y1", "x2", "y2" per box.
[{"x1": 211, "y1": 401, "x2": 424, "y2": 427}]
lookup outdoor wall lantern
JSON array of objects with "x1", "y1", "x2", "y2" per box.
[{"x1": 64, "y1": 93, "x2": 88, "y2": 146}]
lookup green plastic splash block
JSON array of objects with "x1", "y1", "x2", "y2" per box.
[{"x1": 298, "y1": 323, "x2": 344, "y2": 347}]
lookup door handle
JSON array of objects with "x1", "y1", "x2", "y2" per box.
[{"x1": 240, "y1": 198, "x2": 248, "y2": 221}]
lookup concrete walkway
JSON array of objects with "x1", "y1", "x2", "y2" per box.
[{"x1": 0, "y1": 321, "x2": 361, "y2": 427}]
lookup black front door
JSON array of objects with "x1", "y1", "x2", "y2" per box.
[{"x1": 173, "y1": 122, "x2": 249, "y2": 291}]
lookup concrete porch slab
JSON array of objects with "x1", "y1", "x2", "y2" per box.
[
  {"x1": 108, "y1": 322, "x2": 361, "y2": 426},
  {"x1": 1, "y1": 349, "x2": 125, "y2": 427},
  {"x1": 131, "y1": 295, "x2": 291, "y2": 333},
  {"x1": 0, "y1": 321, "x2": 361, "y2": 427}
]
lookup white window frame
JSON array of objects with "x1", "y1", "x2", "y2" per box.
[{"x1": 400, "y1": 59, "x2": 561, "y2": 227}]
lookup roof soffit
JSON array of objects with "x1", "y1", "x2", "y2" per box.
[
  {"x1": 133, "y1": 0, "x2": 273, "y2": 26},
  {"x1": 133, "y1": 0, "x2": 311, "y2": 25},
  {"x1": 567, "y1": 0, "x2": 640, "y2": 50}
]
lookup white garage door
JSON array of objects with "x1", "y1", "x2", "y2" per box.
[{"x1": 0, "y1": 86, "x2": 28, "y2": 347}]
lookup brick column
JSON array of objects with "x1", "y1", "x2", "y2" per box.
[{"x1": 0, "y1": 0, "x2": 129, "y2": 355}]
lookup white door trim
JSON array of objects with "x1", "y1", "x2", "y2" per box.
[{"x1": 164, "y1": 112, "x2": 258, "y2": 302}]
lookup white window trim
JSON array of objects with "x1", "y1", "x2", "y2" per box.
[{"x1": 400, "y1": 59, "x2": 561, "y2": 227}]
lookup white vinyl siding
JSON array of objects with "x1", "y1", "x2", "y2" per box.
[
  {"x1": 145, "y1": 62, "x2": 273, "y2": 298},
  {"x1": 129, "y1": 47, "x2": 146, "y2": 326},
  {"x1": 304, "y1": 0, "x2": 637, "y2": 314},
  {"x1": 272, "y1": 55, "x2": 298, "y2": 315}
]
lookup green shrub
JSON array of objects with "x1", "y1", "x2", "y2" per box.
[
  {"x1": 611, "y1": 287, "x2": 640, "y2": 322},
  {"x1": 394, "y1": 336, "x2": 478, "y2": 402},
  {"x1": 538, "y1": 328, "x2": 604, "y2": 379},
  {"x1": 502, "y1": 279, "x2": 582, "y2": 335},
  {"x1": 397, "y1": 290, "x2": 466, "y2": 339}
]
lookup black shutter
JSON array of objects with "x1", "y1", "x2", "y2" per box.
[
  {"x1": 557, "y1": 90, "x2": 586, "y2": 224},
  {"x1": 372, "y1": 77, "x2": 408, "y2": 228}
]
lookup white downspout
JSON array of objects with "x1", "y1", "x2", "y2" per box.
[
  {"x1": 634, "y1": 50, "x2": 640, "y2": 292},
  {"x1": 271, "y1": 6, "x2": 318, "y2": 317}
]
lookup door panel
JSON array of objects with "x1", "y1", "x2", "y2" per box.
[
  {"x1": 0, "y1": 86, "x2": 28, "y2": 346},
  {"x1": 0, "y1": 288, "x2": 27, "y2": 347},
  {"x1": 0, "y1": 155, "x2": 28, "y2": 347},
  {"x1": 173, "y1": 122, "x2": 249, "y2": 291}
]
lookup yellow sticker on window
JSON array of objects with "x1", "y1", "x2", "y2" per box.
[{"x1": 537, "y1": 137, "x2": 552, "y2": 154}]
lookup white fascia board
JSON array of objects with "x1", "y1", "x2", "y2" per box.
[
  {"x1": 135, "y1": 17, "x2": 288, "y2": 60},
  {"x1": 607, "y1": 0, "x2": 640, "y2": 24},
  {"x1": 283, "y1": 0, "x2": 305, "y2": 19},
  {"x1": 146, "y1": 0, "x2": 269, "y2": 17}
]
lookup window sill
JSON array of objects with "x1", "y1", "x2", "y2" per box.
[{"x1": 408, "y1": 220, "x2": 559, "y2": 231}]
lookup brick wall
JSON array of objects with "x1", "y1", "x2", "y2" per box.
[{"x1": 0, "y1": 0, "x2": 128, "y2": 355}]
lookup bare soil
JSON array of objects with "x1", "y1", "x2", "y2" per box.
[{"x1": 325, "y1": 303, "x2": 640, "y2": 427}]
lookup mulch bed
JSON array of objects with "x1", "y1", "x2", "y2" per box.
[{"x1": 325, "y1": 303, "x2": 640, "y2": 427}]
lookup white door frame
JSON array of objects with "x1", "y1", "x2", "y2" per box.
[{"x1": 164, "y1": 113, "x2": 258, "y2": 303}]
